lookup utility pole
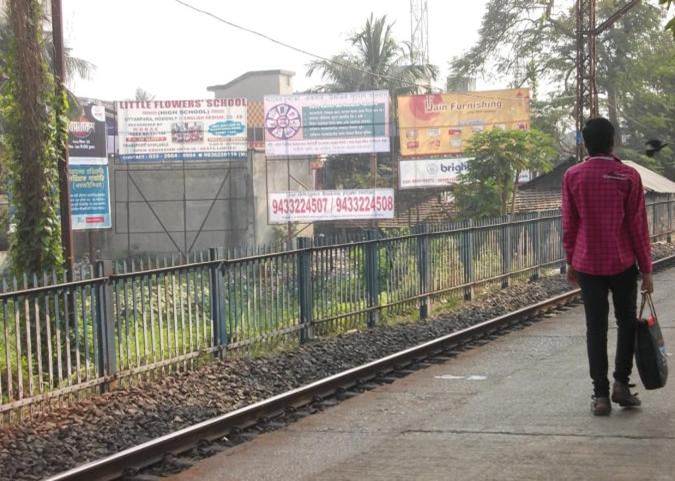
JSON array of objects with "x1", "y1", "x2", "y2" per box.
[
  {"x1": 51, "y1": 0, "x2": 74, "y2": 270},
  {"x1": 575, "y1": 0, "x2": 640, "y2": 162}
]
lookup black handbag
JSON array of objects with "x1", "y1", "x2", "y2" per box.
[{"x1": 634, "y1": 293, "x2": 668, "y2": 390}]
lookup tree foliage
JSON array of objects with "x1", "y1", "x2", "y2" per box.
[
  {"x1": 452, "y1": 0, "x2": 675, "y2": 178},
  {"x1": 307, "y1": 14, "x2": 438, "y2": 96},
  {"x1": 454, "y1": 129, "x2": 556, "y2": 219},
  {"x1": 1, "y1": 0, "x2": 65, "y2": 274}
]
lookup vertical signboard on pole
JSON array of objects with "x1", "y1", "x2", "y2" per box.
[
  {"x1": 69, "y1": 165, "x2": 112, "y2": 230},
  {"x1": 68, "y1": 103, "x2": 108, "y2": 164},
  {"x1": 67, "y1": 102, "x2": 112, "y2": 230},
  {"x1": 264, "y1": 90, "x2": 390, "y2": 157}
]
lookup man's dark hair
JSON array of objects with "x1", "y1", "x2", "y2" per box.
[{"x1": 582, "y1": 117, "x2": 615, "y2": 156}]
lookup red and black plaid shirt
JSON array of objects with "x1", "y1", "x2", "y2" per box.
[{"x1": 562, "y1": 154, "x2": 652, "y2": 275}]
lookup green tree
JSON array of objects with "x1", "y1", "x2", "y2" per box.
[
  {"x1": 451, "y1": 1, "x2": 673, "y2": 170},
  {"x1": 307, "y1": 14, "x2": 438, "y2": 95},
  {"x1": 307, "y1": 14, "x2": 438, "y2": 190},
  {"x1": 454, "y1": 129, "x2": 556, "y2": 218},
  {"x1": 615, "y1": 33, "x2": 675, "y2": 178},
  {"x1": 1, "y1": 0, "x2": 65, "y2": 274}
]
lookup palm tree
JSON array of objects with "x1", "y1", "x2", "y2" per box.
[
  {"x1": 307, "y1": 14, "x2": 438, "y2": 95},
  {"x1": 306, "y1": 14, "x2": 438, "y2": 195}
]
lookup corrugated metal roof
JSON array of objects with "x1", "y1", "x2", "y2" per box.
[{"x1": 623, "y1": 161, "x2": 675, "y2": 193}]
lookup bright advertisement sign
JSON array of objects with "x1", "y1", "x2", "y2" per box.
[
  {"x1": 69, "y1": 165, "x2": 112, "y2": 230},
  {"x1": 399, "y1": 158, "x2": 471, "y2": 189},
  {"x1": 268, "y1": 189, "x2": 395, "y2": 223},
  {"x1": 116, "y1": 98, "x2": 247, "y2": 162},
  {"x1": 68, "y1": 103, "x2": 108, "y2": 164},
  {"x1": 264, "y1": 91, "x2": 390, "y2": 157},
  {"x1": 397, "y1": 88, "x2": 530, "y2": 156}
]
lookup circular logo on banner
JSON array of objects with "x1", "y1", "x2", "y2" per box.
[
  {"x1": 426, "y1": 162, "x2": 439, "y2": 175},
  {"x1": 265, "y1": 104, "x2": 301, "y2": 140}
]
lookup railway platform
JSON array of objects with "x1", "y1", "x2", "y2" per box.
[{"x1": 167, "y1": 267, "x2": 675, "y2": 481}]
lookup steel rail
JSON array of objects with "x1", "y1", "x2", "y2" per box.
[{"x1": 43, "y1": 254, "x2": 675, "y2": 481}]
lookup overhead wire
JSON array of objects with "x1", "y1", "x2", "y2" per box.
[{"x1": 170, "y1": 0, "x2": 530, "y2": 103}]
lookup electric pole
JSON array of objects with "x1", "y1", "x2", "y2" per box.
[
  {"x1": 51, "y1": 0, "x2": 74, "y2": 270},
  {"x1": 575, "y1": 0, "x2": 640, "y2": 162}
]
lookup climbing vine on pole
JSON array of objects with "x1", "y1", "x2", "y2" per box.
[{"x1": 1, "y1": 0, "x2": 66, "y2": 274}]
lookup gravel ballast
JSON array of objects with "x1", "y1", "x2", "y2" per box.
[{"x1": 1, "y1": 243, "x2": 673, "y2": 481}]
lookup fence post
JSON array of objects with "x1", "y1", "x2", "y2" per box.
[
  {"x1": 461, "y1": 219, "x2": 474, "y2": 301},
  {"x1": 364, "y1": 230, "x2": 380, "y2": 328},
  {"x1": 297, "y1": 237, "x2": 313, "y2": 342},
  {"x1": 652, "y1": 200, "x2": 657, "y2": 238},
  {"x1": 95, "y1": 260, "x2": 116, "y2": 392},
  {"x1": 501, "y1": 215, "x2": 512, "y2": 288},
  {"x1": 417, "y1": 225, "x2": 431, "y2": 319},
  {"x1": 531, "y1": 212, "x2": 541, "y2": 281},
  {"x1": 668, "y1": 195, "x2": 673, "y2": 243},
  {"x1": 209, "y1": 248, "x2": 227, "y2": 355}
]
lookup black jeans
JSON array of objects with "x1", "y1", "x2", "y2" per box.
[{"x1": 576, "y1": 265, "x2": 639, "y2": 398}]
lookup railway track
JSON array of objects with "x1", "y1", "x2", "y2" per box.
[{"x1": 44, "y1": 255, "x2": 675, "y2": 481}]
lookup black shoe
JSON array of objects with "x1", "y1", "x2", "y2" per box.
[
  {"x1": 611, "y1": 382, "x2": 641, "y2": 408},
  {"x1": 591, "y1": 396, "x2": 611, "y2": 416}
]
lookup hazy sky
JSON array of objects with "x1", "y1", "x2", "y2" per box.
[{"x1": 63, "y1": 0, "x2": 494, "y2": 100}]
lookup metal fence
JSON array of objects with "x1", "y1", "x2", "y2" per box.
[{"x1": 1, "y1": 196, "x2": 673, "y2": 420}]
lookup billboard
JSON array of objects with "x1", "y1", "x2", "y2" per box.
[
  {"x1": 264, "y1": 91, "x2": 390, "y2": 157},
  {"x1": 397, "y1": 88, "x2": 530, "y2": 156},
  {"x1": 399, "y1": 158, "x2": 470, "y2": 189},
  {"x1": 69, "y1": 165, "x2": 112, "y2": 230},
  {"x1": 268, "y1": 189, "x2": 395, "y2": 223},
  {"x1": 116, "y1": 98, "x2": 247, "y2": 162},
  {"x1": 68, "y1": 103, "x2": 107, "y2": 164}
]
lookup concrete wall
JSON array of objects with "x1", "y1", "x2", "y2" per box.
[
  {"x1": 74, "y1": 157, "x2": 254, "y2": 260},
  {"x1": 251, "y1": 152, "x2": 314, "y2": 245}
]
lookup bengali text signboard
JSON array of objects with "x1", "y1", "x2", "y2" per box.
[
  {"x1": 69, "y1": 165, "x2": 112, "y2": 230},
  {"x1": 399, "y1": 158, "x2": 471, "y2": 189},
  {"x1": 397, "y1": 88, "x2": 530, "y2": 156},
  {"x1": 116, "y1": 98, "x2": 247, "y2": 162},
  {"x1": 68, "y1": 103, "x2": 108, "y2": 164},
  {"x1": 268, "y1": 189, "x2": 395, "y2": 223},
  {"x1": 264, "y1": 91, "x2": 390, "y2": 157}
]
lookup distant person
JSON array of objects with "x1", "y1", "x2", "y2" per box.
[{"x1": 562, "y1": 117, "x2": 653, "y2": 416}]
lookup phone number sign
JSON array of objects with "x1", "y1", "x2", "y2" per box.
[{"x1": 268, "y1": 189, "x2": 395, "y2": 223}]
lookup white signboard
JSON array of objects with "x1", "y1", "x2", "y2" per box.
[
  {"x1": 264, "y1": 91, "x2": 390, "y2": 157},
  {"x1": 116, "y1": 98, "x2": 247, "y2": 162},
  {"x1": 399, "y1": 158, "x2": 471, "y2": 189},
  {"x1": 268, "y1": 189, "x2": 395, "y2": 223}
]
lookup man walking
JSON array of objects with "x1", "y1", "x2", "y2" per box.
[{"x1": 562, "y1": 117, "x2": 653, "y2": 416}]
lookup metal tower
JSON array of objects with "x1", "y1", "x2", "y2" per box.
[
  {"x1": 575, "y1": 0, "x2": 598, "y2": 161},
  {"x1": 410, "y1": 0, "x2": 429, "y2": 66},
  {"x1": 574, "y1": 0, "x2": 640, "y2": 161}
]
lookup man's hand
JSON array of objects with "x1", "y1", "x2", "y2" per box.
[
  {"x1": 641, "y1": 272, "x2": 654, "y2": 294},
  {"x1": 567, "y1": 265, "x2": 578, "y2": 286}
]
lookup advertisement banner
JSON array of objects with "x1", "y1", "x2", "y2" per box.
[
  {"x1": 397, "y1": 88, "x2": 530, "y2": 156},
  {"x1": 68, "y1": 103, "x2": 108, "y2": 164},
  {"x1": 264, "y1": 91, "x2": 390, "y2": 157},
  {"x1": 116, "y1": 98, "x2": 247, "y2": 162},
  {"x1": 268, "y1": 189, "x2": 395, "y2": 223},
  {"x1": 69, "y1": 165, "x2": 112, "y2": 230},
  {"x1": 399, "y1": 158, "x2": 471, "y2": 189}
]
